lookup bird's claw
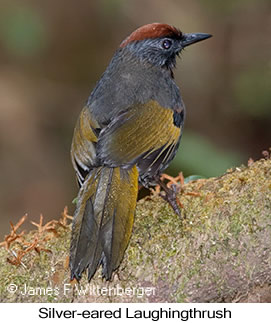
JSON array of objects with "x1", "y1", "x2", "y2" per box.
[{"x1": 157, "y1": 178, "x2": 182, "y2": 219}]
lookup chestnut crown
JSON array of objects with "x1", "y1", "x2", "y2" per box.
[{"x1": 120, "y1": 23, "x2": 212, "y2": 70}]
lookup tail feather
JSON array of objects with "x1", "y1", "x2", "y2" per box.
[
  {"x1": 69, "y1": 168, "x2": 102, "y2": 280},
  {"x1": 70, "y1": 165, "x2": 138, "y2": 281}
]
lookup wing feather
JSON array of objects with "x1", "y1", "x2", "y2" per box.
[{"x1": 97, "y1": 100, "x2": 181, "y2": 168}]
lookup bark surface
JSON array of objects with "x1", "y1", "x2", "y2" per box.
[{"x1": 0, "y1": 158, "x2": 270, "y2": 302}]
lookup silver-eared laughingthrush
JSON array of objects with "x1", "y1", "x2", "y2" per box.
[{"x1": 70, "y1": 23, "x2": 212, "y2": 281}]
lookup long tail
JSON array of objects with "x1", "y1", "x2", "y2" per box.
[{"x1": 70, "y1": 165, "x2": 138, "y2": 281}]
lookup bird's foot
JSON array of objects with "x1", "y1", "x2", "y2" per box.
[
  {"x1": 153, "y1": 172, "x2": 203, "y2": 218},
  {"x1": 156, "y1": 174, "x2": 184, "y2": 218},
  {"x1": 159, "y1": 184, "x2": 182, "y2": 218}
]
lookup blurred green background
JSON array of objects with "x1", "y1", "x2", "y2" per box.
[{"x1": 0, "y1": 0, "x2": 270, "y2": 237}]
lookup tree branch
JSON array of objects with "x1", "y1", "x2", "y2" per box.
[{"x1": 0, "y1": 157, "x2": 270, "y2": 302}]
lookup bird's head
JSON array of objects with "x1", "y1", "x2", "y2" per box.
[{"x1": 120, "y1": 23, "x2": 212, "y2": 71}]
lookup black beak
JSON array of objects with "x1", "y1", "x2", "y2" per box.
[{"x1": 181, "y1": 33, "x2": 212, "y2": 48}]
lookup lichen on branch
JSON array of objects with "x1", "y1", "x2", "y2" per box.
[{"x1": 0, "y1": 157, "x2": 270, "y2": 302}]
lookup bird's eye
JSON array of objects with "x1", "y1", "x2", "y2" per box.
[{"x1": 162, "y1": 39, "x2": 172, "y2": 49}]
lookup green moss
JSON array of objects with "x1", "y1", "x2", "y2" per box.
[{"x1": 0, "y1": 158, "x2": 270, "y2": 302}]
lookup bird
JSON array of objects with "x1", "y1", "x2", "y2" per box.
[{"x1": 70, "y1": 23, "x2": 212, "y2": 281}]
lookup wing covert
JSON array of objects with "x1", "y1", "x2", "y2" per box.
[{"x1": 96, "y1": 100, "x2": 182, "y2": 168}]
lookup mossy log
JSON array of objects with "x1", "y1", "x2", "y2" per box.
[{"x1": 0, "y1": 157, "x2": 270, "y2": 303}]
